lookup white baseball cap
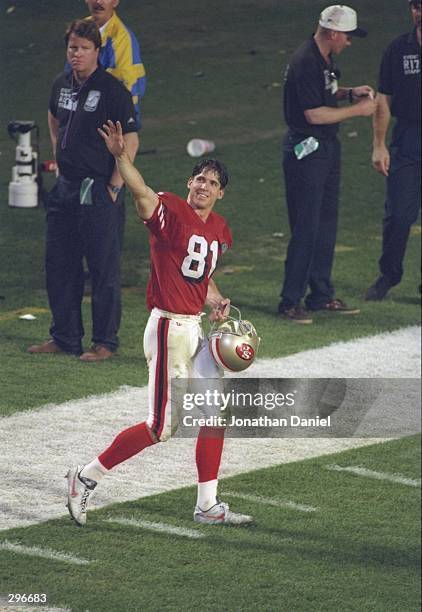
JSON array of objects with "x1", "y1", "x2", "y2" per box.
[{"x1": 319, "y1": 5, "x2": 367, "y2": 37}]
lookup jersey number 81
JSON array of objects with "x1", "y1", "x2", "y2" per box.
[{"x1": 181, "y1": 234, "x2": 218, "y2": 281}]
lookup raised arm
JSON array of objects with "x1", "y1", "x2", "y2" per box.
[
  {"x1": 98, "y1": 120, "x2": 158, "y2": 220},
  {"x1": 107, "y1": 131, "x2": 139, "y2": 201}
]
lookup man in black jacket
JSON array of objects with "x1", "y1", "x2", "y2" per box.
[
  {"x1": 366, "y1": 0, "x2": 421, "y2": 300},
  {"x1": 28, "y1": 20, "x2": 138, "y2": 360},
  {"x1": 279, "y1": 5, "x2": 376, "y2": 323}
]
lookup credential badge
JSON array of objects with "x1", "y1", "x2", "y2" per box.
[
  {"x1": 84, "y1": 90, "x2": 101, "y2": 112},
  {"x1": 58, "y1": 88, "x2": 78, "y2": 111}
]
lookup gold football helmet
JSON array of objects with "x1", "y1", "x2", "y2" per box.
[{"x1": 208, "y1": 306, "x2": 260, "y2": 372}]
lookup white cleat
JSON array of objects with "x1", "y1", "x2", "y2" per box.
[
  {"x1": 65, "y1": 465, "x2": 97, "y2": 526},
  {"x1": 194, "y1": 500, "x2": 253, "y2": 526}
]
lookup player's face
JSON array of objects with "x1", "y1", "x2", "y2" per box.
[
  {"x1": 187, "y1": 169, "x2": 225, "y2": 212},
  {"x1": 85, "y1": 0, "x2": 119, "y2": 26},
  {"x1": 67, "y1": 34, "x2": 99, "y2": 78}
]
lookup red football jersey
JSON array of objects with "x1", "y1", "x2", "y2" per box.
[{"x1": 144, "y1": 192, "x2": 232, "y2": 314}]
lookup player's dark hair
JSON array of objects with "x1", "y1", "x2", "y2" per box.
[
  {"x1": 65, "y1": 20, "x2": 102, "y2": 49},
  {"x1": 191, "y1": 159, "x2": 229, "y2": 188}
]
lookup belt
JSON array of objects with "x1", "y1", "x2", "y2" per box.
[{"x1": 151, "y1": 307, "x2": 203, "y2": 322}]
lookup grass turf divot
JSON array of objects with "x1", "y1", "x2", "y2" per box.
[{"x1": 326, "y1": 464, "x2": 421, "y2": 487}]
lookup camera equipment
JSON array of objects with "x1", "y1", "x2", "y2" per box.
[{"x1": 8, "y1": 120, "x2": 39, "y2": 208}]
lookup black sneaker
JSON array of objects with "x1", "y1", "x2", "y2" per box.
[
  {"x1": 365, "y1": 276, "x2": 391, "y2": 301},
  {"x1": 279, "y1": 305, "x2": 313, "y2": 324}
]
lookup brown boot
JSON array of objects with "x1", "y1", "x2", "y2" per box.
[
  {"x1": 80, "y1": 345, "x2": 113, "y2": 362},
  {"x1": 28, "y1": 339, "x2": 64, "y2": 354}
]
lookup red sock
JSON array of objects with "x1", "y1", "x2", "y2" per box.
[
  {"x1": 98, "y1": 421, "x2": 156, "y2": 470},
  {"x1": 195, "y1": 426, "x2": 225, "y2": 482}
]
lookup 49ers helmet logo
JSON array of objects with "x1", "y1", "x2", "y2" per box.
[
  {"x1": 208, "y1": 305, "x2": 260, "y2": 372},
  {"x1": 236, "y1": 343, "x2": 255, "y2": 361}
]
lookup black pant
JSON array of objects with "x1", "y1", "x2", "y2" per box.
[
  {"x1": 379, "y1": 123, "x2": 421, "y2": 286},
  {"x1": 45, "y1": 176, "x2": 122, "y2": 354},
  {"x1": 280, "y1": 134, "x2": 341, "y2": 310}
]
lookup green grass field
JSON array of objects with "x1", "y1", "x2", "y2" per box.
[
  {"x1": 0, "y1": 1, "x2": 420, "y2": 610},
  {"x1": 0, "y1": 437, "x2": 420, "y2": 612}
]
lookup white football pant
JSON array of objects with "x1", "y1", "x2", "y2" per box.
[{"x1": 144, "y1": 308, "x2": 222, "y2": 441}]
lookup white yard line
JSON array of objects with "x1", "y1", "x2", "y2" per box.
[
  {"x1": 0, "y1": 540, "x2": 92, "y2": 565},
  {"x1": 236, "y1": 325, "x2": 421, "y2": 378},
  {"x1": 223, "y1": 491, "x2": 318, "y2": 512},
  {"x1": 105, "y1": 517, "x2": 204, "y2": 539},
  {"x1": 326, "y1": 464, "x2": 421, "y2": 487},
  {"x1": 0, "y1": 326, "x2": 420, "y2": 531}
]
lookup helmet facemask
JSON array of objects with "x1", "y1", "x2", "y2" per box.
[{"x1": 208, "y1": 306, "x2": 260, "y2": 372}]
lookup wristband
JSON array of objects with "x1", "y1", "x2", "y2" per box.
[
  {"x1": 348, "y1": 88, "x2": 354, "y2": 104},
  {"x1": 108, "y1": 183, "x2": 122, "y2": 194}
]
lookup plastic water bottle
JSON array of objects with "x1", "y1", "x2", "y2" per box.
[{"x1": 294, "y1": 136, "x2": 319, "y2": 160}]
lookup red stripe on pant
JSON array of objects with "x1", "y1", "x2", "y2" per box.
[{"x1": 151, "y1": 317, "x2": 170, "y2": 439}]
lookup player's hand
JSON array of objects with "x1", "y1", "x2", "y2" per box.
[
  {"x1": 372, "y1": 144, "x2": 390, "y2": 176},
  {"x1": 209, "y1": 298, "x2": 231, "y2": 323},
  {"x1": 351, "y1": 85, "x2": 375, "y2": 100},
  {"x1": 98, "y1": 120, "x2": 126, "y2": 157}
]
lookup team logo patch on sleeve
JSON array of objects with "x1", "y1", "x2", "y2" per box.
[{"x1": 84, "y1": 90, "x2": 101, "y2": 112}]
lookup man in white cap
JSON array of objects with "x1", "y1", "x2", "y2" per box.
[
  {"x1": 278, "y1": 6, "x2": 377, "y2": 323},
  {"x1": 366, "y1": 0, "x2": 421, "y2": 300}
]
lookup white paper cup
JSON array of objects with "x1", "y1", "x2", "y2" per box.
[{"x1": 186, "y1": 138, "x2": 216, "y2": 157}]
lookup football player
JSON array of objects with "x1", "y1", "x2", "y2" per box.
[{"x1": 66, "y1": 120, "x2": 253, "y2": 527}]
